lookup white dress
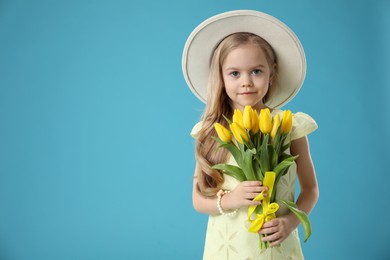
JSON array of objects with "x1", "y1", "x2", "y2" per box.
[{"x1": 191, "y1": 110, "x2": 318, "y2": 260}]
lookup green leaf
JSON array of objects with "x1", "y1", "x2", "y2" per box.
[
  {"x1": 241, "y1": 132, "x2": 255, "y2": 150},
  {"x1": 269, "y1": 144, "x2": 278, "y2": 170},
  {"x1": 274, "y1": 159, "x2": 295, "y2": 176},
  {"x1": 269, "y1": 184, "x2": 277, "y2": 203},
  {"x1": 273, "y1": 127, "x2": 282, "y2": 154},
  {"x1": 242, "y1": 149, "x2": 256, "y2": 180},
  {"x1": 252, "y1": 131, "x2": 261, "y2": 151},
  {"x1": 278, "y1": 153, "x2": 298, "y2": 163},
  {"x1": 281, "y1": 142, "x2": 291, "y2": 153},
  {"x1": 222, "y1": 114, "x2": 232, "y2": 125},
  {"x1": 275, "y1": 168, "x2": 288, "y2": 185},
  {"x1": 253, "y1": 159, "x2": 263, "y2": 180},
  {"x1": 279, "y1": 200, "x2": 312, "y2": 242},
  {"x1": 211, "y1": 164, "x2": 246, "y2": 182},
  {"x1": 218, "y1": 142, "x2": 243, "y2": 166},
  {"x1": 255, "y1": 204, "x2": 263, "y2": 214},
  {"x1": 245, "y1": 130, "x2": 257, "y2": 150},
  {"x1": 259, "y1": 134, "x2": 270, "y2": 173},
  {"x1": 211, "y1": 136, "x2": 220, "y2": 142},
  {"x1": 238, "y1": 142, "x2": 245, "y2": 151}
]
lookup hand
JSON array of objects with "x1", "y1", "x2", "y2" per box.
[
  {"x1": 221, "y1": 181, "x2": 268, "y2": 211},
  {"x1": 258, "y1": 214, "x2": 299, "y2": 247}
]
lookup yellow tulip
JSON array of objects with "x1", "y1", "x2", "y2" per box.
[
  {"x1": 243, "y1": 106, "x2": 253, "y2": 130},
  {"x1": 214, "y1": 123, "x2": 232, "y2": 143},
  {"x1": 281, "y1": 110, "x2": 293, "y2": 134},
  {"x1": 230, "y1": 122, "x2": 248, "y2": 144},
  {"x1": 251, "y1": 109, "x2": 259, "y2": 134},
  {"x1": 270, "y1": 114, "x2": 281, "y2": 138},
  {"x1": 232, "y1": 109, "x2": 244, "y2": 128},
  {"x1": 259, "y1": 108, "x2": 272, "y2": 134}
]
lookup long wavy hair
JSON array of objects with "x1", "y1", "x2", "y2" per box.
[{"x1": 195, "y1": 32, "x2": 278, "y2": 197}]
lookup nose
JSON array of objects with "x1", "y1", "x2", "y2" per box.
[{"x1": 241, "y1": 74, "x2": 253, "y2": 87}]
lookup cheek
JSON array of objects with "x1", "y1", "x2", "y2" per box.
[
  {"x1": 223, "y1": 84, "x2": 236, "y2": 99},
  {"x1": 263, "y1": 83, "x2": 270, "y2": 93},
  {"x1": 256, "y1": 78, "x2": 270, "y2": 91},
  {"x1": 262, "y1": 84, "x2": 271, "y2": 99},
  {"x1": 221, "y1": 74, "x2": 228, "y2": 86},
  {"x1": 222, "y1": 77, "x2": 232, "y2": 91}
]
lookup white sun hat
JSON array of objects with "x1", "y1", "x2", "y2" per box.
[{"x1": 182, "y1": 10, "x2": 306, "y2": 108}]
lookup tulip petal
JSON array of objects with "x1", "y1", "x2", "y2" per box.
[
  {"x1": 281, "y1": 110, "x2": 293, "y2": 134},
  {"x1": 259, "y1": 108, "x2": 272, "y2": 134},
  {"x1": 243, "y1": 106, "x2": 253, "y2": 130},
  {"x1": 230, "y1": 122, "x2": 248, "y2": 144},
  {"x1": 251, "y1": 109, "x2": 259, "y2": 134},
  {"x1": 214, "y1": 123, "x2": 232, "y2": 143},
  {"x1": 271, "y1": 114, "x2": 280, "y2": 138},
  {"x1": 233, "y1": 109, "x2": 244, "y2": 128}
]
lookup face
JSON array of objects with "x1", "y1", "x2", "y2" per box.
[{"x1": 222, "y1": 44, "x2": 274, "y2": 111}]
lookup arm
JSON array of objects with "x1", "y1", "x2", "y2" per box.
[
  {"x1": 192, "y1": 162, "x2": 266, "y2": 215},
  {"x1": 291, "y1": 136, "x2": 319, "y2": 215},
  {"x1": 192, "y1": 162, "x2": 220, "y2": 215},
  {"x1": 260, "y1": 136, "x2": 319, "y2": 246}
]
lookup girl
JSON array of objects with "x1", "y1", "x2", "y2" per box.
[{"x1": 183, "y1": 10, "x2": 319, "y2": 259}]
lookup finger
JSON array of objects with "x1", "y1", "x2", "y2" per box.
[
  {"x1": 244, "y1": 192, "x2": 256, "y2": 199},
  {"x1": 243, "y1": 186, "x2": 267, "y2": 195},
  {"x1": 258, "y1": 225, "x2": 278, "y2": 235},
  {"x1": 262, "y1": 219, "x2": 278, "y2": 229},
  {"x1": 243, "y1": 181, "x2": 262, "y2": 187},
  {"x1": 245, "y1": 193, "x2": 268, "y2": 202},
  {"x1": 269, "y1": 239, "x2": 282, "y2": 247},
  {"x1": 245, "y1": 199, "x2": 262, "y2": 206},
  {"x1": 245, "y1": 192, "x2": 263, "y2": 199},
  {"x1": 248, "y1": 186, "x2": 268, "y2": 193},
  {"x1": 261, "y1": 231, "x2": 280, "y2": 243}
]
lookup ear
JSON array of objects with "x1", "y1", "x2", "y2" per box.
[{"x1": 269, "y1": 63, "x2": 277, "y2": 83}]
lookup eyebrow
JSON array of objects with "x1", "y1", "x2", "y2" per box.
[{"x1": 224, "y1": 64, "x2": 266, "y2": 71}]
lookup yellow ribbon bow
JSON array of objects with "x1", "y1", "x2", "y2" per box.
[{"x1": 247, "y1": 171, "x2": 280, "y2": 233}]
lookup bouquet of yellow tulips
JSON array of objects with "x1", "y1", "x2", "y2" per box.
[{"x1": 212, "y1": 106, "x2": 311, "y2": 249}]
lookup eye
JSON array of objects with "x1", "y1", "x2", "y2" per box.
[
  {"x1": 252, "y1": 69, "x2": 262, "y2": 75},
  {"x1": 229, "y1": 71, "x2": 240, "y2": 77}
]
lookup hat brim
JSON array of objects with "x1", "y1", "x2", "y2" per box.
[{"x1": 182, "y1": 10, "x2": 306, "y2": 108}]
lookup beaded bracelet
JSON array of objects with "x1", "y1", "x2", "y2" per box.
[{"x1": 216, "y1": 189, "x2": 238, "y2": 216}]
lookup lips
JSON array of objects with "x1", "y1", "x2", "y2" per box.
[{"x1": 240, "y1": 92, "x2": 256, "y2": 95}]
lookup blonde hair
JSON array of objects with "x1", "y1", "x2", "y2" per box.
[{"x1": 195, "y1": 32, "x2": 278, "y2": 196}]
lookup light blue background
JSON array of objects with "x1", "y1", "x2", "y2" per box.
[{"x1": 1, "y1": 0, "x2": 389, "y2": 259}]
